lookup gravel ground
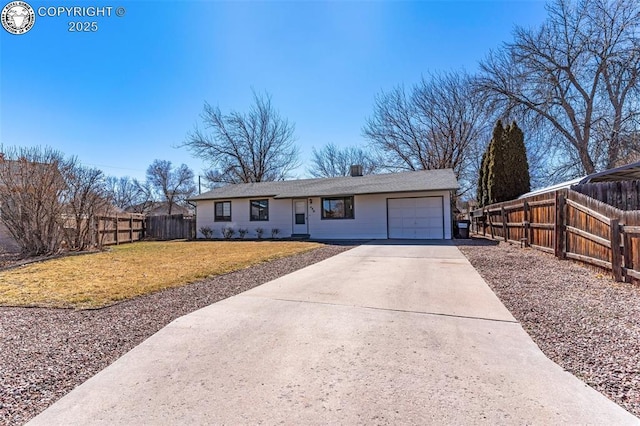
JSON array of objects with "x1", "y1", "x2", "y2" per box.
[
  {"x1": 0, "y1": 243, "x2": 355, "y2": 426},
  {"x1": 456, "y1": 237, "x2": 640, "y2": 418}
]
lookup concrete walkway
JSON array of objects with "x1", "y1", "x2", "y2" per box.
[{"x1": 29, "y1": 242, "x2": 638, "y2": 425}]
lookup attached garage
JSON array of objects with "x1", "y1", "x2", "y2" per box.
[{"x1": 387, "y1": 197, "x2": 444, "y2": 239}]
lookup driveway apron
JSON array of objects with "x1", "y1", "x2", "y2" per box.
[{"x1": 28, "y1": 241, "x2": 639, "y2": 425}]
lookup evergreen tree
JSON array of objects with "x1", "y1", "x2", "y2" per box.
[
  {"x1": 477, "y1": 151, "x2": 487, "y2": 206},
  {"x1": 506, "y1": 121, "x2": 530, "y2": 198},
  {"x1": 487, "y1": 120, "x2": 510, "y2": 203},
  {"x1": 477, "y1": 120, "x2": 531, "y2": 206}
]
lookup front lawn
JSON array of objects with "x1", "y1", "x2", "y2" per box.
[{"x1": 0, "y1": 241, "x2": 322, "y2": 309}]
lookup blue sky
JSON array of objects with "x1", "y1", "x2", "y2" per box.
[{"x1": 1, "y1": 0, "x2": 548, "y2": 185}]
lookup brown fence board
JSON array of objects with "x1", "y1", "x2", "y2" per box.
[
  {"x1": 565, "y1": 252, "x2": 613, "y2": 270},
  {"x1": 566, "y1": 225, "x2": 611, "y2": 248}
]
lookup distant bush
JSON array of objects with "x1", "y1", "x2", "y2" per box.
[
  {"x1": 238, "y1": 228, "x2": 248, "y2": 239},
  {"x1": 271, "y1": 228, "x2": 280, "y2": 238},
  {"x1": 255, "y1": 227, "x2": 264, "y2": 239}
]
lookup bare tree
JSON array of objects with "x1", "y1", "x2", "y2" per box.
[
  {"x1": 63, "y1": 164, "x2": 112, "y2": 251},
  {"x1": 0, "y1": 146, "x2": 69, "y2": 255},
  {"x1": 308, "y1": 143, "x2": 379, "y2": 177},
  {"x1": 185, "y1": 91, "x2": 300, "y2": 184},
  {"x1": 146, "y1": 160, "x2": 196, "y2": 215},
  {"x1": 363, "y1": 71, "x2": 490, "y2": 195},
  {"x1": 105, "y1": 176, "x2": 153, "y2": 212},
  {"x1": 476, "y1": 0, "x2": 640, "y2": 177}
]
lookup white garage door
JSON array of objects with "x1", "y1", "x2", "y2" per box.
[{"x1": 388, "y1": 197, "x2": 444, "y2": 239}]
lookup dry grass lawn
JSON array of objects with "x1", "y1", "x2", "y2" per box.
[{"x1": 0, "y1": 241, "x2": 322, "y2": 309}]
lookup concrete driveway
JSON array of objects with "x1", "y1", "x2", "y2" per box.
[{"x1": 29, "y1": 241, "x2": 638, "y2": 425}]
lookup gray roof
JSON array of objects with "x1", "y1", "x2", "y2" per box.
[
  {"x1": 579, "y1": 160, "x2": 640, "y2": 183},
  {"x1": 190, "y1": 169, "x2": 459, "y2": 201},
  {"x1": 518, "y1": 160, "x2": 640, "y2": 199}
]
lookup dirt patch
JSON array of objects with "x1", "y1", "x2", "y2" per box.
[{"x1": 457, "y1": 236, "x2": 640, "y2": 417}]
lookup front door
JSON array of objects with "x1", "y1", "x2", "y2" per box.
[{"x1": 292, "y1": 199, "x2": 308, "y2": 235}]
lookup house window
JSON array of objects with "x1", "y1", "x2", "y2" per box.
[
  {"x1": 250, "y1": 199, "x2": 269, "y2": 221},
  {"x1": 322, "y1": 196, "x2": 354, "y2": 219},
  {"x1": 215, "y1": 201, "x2": 232, "y2": 221}
]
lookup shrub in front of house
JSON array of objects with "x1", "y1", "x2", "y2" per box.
[
  {"x1": 222, "y1": 227, "x2": 236, "y2": 239},
  {"x1": 255, "y1": 227, "x2": 264, "y2": 239},
  {"x1": 199, "y1": 226, "x2": 214, "y2": 239}
]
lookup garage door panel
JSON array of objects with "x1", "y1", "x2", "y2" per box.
[
  {"x1": 390, "y1": 199, "x2": 415, "y2": 208},
  {"x1": 388, "y1": 197, "x2": 443, "y2": 239},
  {"x1": 416, "y1": 198, "x2": 439, "y2": 208},
  {"x1": 414, "y1": 218, "x2": 430, "y2": 227},
  {"x1": 425, "y1": 228, "x2": 442, "y2": 239},
  {"x1": 402, "y1": 218, "x2": 417, "y2": 227},
  {"x1": 415, "y1": 208, "x2": 429, "y2": 218},
  {"x1": 426, "y1": 217, "x2": 443, "y2": 227}
]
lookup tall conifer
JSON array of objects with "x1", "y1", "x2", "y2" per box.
[{"x1": 478, "y1": 120, "x2": 531, "y2": 205}]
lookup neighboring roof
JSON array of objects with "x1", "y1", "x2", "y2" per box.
[
  {"x1": 0, "y1": 158, "x2": 65, "y2": 189},
  {"x1": 518, "y1": 177, "x2": 584, "y2": 199},
  {"x1": 518, "y1": 161, "x2": 640, "y2": 199},
  {"x1": 190, "y1": 169, "x2": 459, "y2": 201},
  {"x1": 125, "y1": 201, "x2": 193, "y2": 216},
  {"x1": 579, "y1": 161, "x2": 640, "y2": 183}
]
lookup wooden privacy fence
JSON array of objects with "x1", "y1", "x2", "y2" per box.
[
  {"x1": 573, "y1": 180, "x2": 640, "y2": 211},
  {"x1": 145, "y1": 214, "x2": 196, "y2": 240},
  {"x1": 96, "y1": 213, "x2": 145, "y2": 246},
  {"x1": 472, "y1": 189, "x2": 640, "y2": 283}
]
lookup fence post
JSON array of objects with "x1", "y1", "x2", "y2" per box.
[
  {"x1": 115, "y1": 214, "x2": 119, "y2": 245},
  {"x1": 623, "y1": 232, "x2": 632, "y2": 283},
  {"x1": 555, "y1": 191, "x2": 566, "y2": 259},
  {"x1": 129, "y1": 215, "x2": 133, "y2": 243},
  {"x1": 95, "y1": 216, "x2": 100, "y2": 248},
  {"x1": 501, "y1": 206, "x2": 508, "y2": 242},
  {"x1": 523, "y1": 200, "x2": 530, "y2": 247},
  {"x1": 488, "y1": 209, "x2": 495, "y2": 239},
  {"x1": 482, "y1": 213, "x2": 486, "y2": 236},
  {"x1": 610, "y1": 218, "x2": 623, "y2": 282}
]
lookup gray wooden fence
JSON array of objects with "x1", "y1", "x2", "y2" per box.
[{"x1": 145, "y1": 214, "x2": 196, "y2": 240}]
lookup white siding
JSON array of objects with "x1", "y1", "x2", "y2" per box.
[
  {"x1": 195, "y1": 198, "x2": 293, "y2": 239},
  {"x1": 194, "y1": 190, "x2": 453, "y2": 240}
]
